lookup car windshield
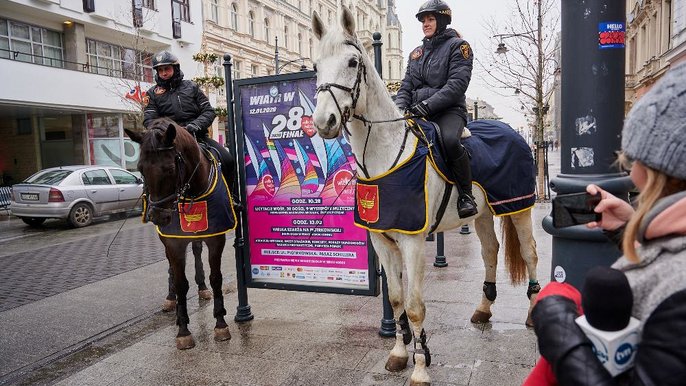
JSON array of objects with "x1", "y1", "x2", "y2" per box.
[{"x1": 25, "y1": 170, "x2": 73, "y2": 185}]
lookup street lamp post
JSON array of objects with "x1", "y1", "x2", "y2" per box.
[
  {"x1": 276, "y1": 58, "x2": 309, "y2": 74},
  {"x1": 274, "y1": 36, "x2": 279, "y2": 74},
  {"x1": 542, "y1": 1, "x2": 633, "y2": 288}
]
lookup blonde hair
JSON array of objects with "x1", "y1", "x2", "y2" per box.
[{"x1": 619, "y1": 153, "x2": 686, "y2": 262}]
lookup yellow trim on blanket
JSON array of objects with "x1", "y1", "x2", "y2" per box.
[
  {"x1": 356, "y1": 135, "x2": 420, "y2": 182},
  {"x1": 472, "y1": 181, "x2": 535, "y2": 217},
  {"x1": 353, "y1": 159, "x2": 430, "y2": 235}
]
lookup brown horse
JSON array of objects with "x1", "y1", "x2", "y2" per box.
[{"x1": 125, "y1": 118, "x2": 233, "y2": 349}]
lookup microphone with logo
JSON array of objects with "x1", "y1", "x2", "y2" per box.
[{"x1": 575, "y1": 266, "x2": 640, "y2": 377}]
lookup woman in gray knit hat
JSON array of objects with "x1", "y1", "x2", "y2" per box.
[{"x1": 530, "y1": 62, "x2": 686, "y2": 385}]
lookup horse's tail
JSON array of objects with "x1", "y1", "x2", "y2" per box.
[{"x1": 501, "y1": 215, "x2": 527, "y2": 285}]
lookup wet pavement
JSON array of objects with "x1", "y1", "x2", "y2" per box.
[{"x1": 0, "y1": 150, "x2": 562, "y2": 386}]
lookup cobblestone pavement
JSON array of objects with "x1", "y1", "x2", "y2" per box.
[{"x1": 0, "y1": 225, "x2": 164, "y2": 312}]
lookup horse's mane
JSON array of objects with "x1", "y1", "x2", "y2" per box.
[{"x1": 144, "y1": 117, "x2": 197, "y2": 154}]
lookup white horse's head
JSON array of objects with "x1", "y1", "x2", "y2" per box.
[{"x1": 311, "y1": 6, "x2": 368, "y2": 139}]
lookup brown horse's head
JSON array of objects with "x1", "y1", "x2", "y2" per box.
[{"x1": 125, "y1": 118, "x2": 197, "y2": 226}]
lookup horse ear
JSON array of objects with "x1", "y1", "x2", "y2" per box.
[
  {"x1": 312, "y1": 11, "x2": 325, "y2": 40},
  {"x1": 124, "y1": 128, "x2": 143, "y2": 144},
  {"x1": 164, "y1": 123, "x2": 177, "y2": 146},
  {"x1": 341, "y1": 5, "x2": 355, "y2": 37}
]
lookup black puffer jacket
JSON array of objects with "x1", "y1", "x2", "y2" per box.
[
  {"x1": 395, "y1": 28, "x2": 472, "y2": 121},
  {"x1": 143, "y1": 69, "x2": 216, "y2": 136}
]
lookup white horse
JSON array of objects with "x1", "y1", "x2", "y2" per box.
[{"x1": 312, "y1": 7, "x2": 539, "y2": 386}]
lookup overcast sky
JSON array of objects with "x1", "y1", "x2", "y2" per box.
[{"x1": 395, "y1": 1, "x2": 529, "y2": 129}]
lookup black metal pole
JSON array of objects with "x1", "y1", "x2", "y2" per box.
[
  {"x1": 542, "y1": 1, "x2": 633, "y2": 288},
  {"x1": 223, "y1": 53, "x2": 254, "y2": 322},
  {"x1": 274, "y1": 36, "x2": 279, "y2": 75},
  {"x1": 372, "y1": 32, "x2": 395, "y2": 337},
  {"x1": 433, "y1": 232, "x2": 448, "y2": 267}
]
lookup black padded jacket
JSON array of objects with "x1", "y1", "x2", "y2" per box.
[
  {"x1": 143, "y1": 76, "x2": 216, "y2": 136},
  {"x1": 395, "y1": 28, "x2": 472, "y2": 122}
]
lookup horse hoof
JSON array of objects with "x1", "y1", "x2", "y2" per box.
[
  {"x1": 385, "y1": 355, "x2": 408, "y2": 372},
  {"x1": 162, "y1": 299, "x2": 176, "y2": 312},
  {"x1": 214, "y1": 326, "x2": 232, "y2": 341},
  {"x1": 198, "y1": 289, "x2": 213, "y2": 300},
  {"x1": 525, "y1": 315, "x2": 534, "y2": 328},
  {"x1": 176, "y1": 335, "x2": 195, "y2": 350},
  {"x1": 470, "y1": 310, "x2": 492, "y2": 324}
]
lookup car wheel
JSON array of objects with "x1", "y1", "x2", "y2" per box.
[
  {"x1": 68, "y1": 203, "x2": 93, "y2": 228},
  {"x1": 21, "y1": 217, "x2": 46, "y2": 227}
]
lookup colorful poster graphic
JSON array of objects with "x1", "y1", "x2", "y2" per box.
[
  {"x1": 598, "y1": 22, "x2": 625, "y2": 49},
  {"x1": 238, "y1": 76, "x2": 370, "y2": 289}
]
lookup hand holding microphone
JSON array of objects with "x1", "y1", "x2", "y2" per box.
[{"x1": 576, "y1": 266, "x2": 640, "y2": 376}]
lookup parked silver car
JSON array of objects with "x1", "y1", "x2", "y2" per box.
[{"x1": 10, "y1": 165, "x2": 143, "y2": 227}]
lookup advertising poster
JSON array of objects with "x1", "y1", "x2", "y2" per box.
[{"x1": 234, "y1": 72, "x2": 376, "y2": 294}]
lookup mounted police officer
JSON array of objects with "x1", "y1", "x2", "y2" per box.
[
  {"x1": 143, "y1": 50, "x2": 237, "y2": 192},
  {"x1": 395, "y1": 0, "x2": 477, "y2": 218}
]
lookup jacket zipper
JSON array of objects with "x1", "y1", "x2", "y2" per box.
[{"x1": 177, "y1": 95, "x2": 184, "y2": 113}]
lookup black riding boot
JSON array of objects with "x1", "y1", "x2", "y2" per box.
[{"x1": 449, "y1": 151, "x2": 478, "y2": 218}]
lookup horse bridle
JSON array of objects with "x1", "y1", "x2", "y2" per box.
[
  {"x1": 143, "y1": 139, "x2": 201, "y2": 222},
  {"x1": 314, "y1": 40, "x2": 414, "y2": 178},
  {"x1": 315, "y1": 40, "x2": 368, "y2": 137}
]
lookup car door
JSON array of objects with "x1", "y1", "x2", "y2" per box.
[
  {"x1": 81, "y1": 169, "x2": 119, "y2": 214},
  {"x1": 107, "y1": 169, "x2": 143, "y2": 211}
]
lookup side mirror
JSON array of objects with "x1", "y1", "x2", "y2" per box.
[{"x1": 136, "y1": 177, "x2": 143, "y2": 185}]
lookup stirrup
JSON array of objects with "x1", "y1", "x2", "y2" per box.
[{"x1": 457, "y1": 194, "x2": 477, "y2": 218}]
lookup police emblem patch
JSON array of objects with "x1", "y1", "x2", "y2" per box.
[
  {"x1": 460, "y1": 43, "x2": 471, "y2": 60},
  {"x1": 154, "y1": 86, "x2": 166, "y2": 95},
  {"x1": 411, "y1": 47, "x2": 423, "y2": 60}
]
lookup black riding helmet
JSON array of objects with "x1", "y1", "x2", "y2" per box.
[
  {"x1": 152, "y1": 50, "x2": 179, "y2": 68},
  {"x1": 416, "y1": 0, "x2": 452, "y2": 32},
  {"x1": 152, "y1": 50, "x2": 183, "y2": 88}
]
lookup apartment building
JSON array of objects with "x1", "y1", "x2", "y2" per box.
[
  {"x1": 625, "y1": 0, "x2": 686, "y2": 111},
  {"x1": 200, "y1": 0, "x2": 404, "y2": 144},
  {"x1": 0, "y1": 0, "x2": 204, "y2": 183}
]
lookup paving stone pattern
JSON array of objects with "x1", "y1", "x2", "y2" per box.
[{"x1": 0, "y1": 226, "x2": 165, "y2": 312}]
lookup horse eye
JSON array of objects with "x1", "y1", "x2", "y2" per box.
[{"x1": 348, "y1": 58, "x2": 358, "y2": 68}]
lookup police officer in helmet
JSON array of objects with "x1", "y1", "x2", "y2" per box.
[
  {"x1": 395, "y1": 0, "x2": 477, "y2": 218},
  {"x1": 143, "y1": 50, "x2": 237, "y2": 194}
]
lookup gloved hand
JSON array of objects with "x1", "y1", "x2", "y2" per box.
[
  {"x1": 409, "y1": 101, "x2": 431, "y2": 118},
  {"x1": 185, "y1": 123, "x2": 200, "y2": 135},
  {"x1": 532, "y1": 295, "x2": 615, "y2": 385}
]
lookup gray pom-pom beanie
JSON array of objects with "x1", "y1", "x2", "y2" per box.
[{"x1": 622, "y1": 62, "x2": 686, "y2": 180}]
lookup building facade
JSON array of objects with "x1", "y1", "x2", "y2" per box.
[
  {"x1": 0, "y1": 0, "x2": 403, "y2": 184},
  {"x1": 0, "y1": 0, "x2": 204, "y2": 184},
  {"x1": 200, "y1": 0, "x2": 403, "y2": 142},
  {"x1": 625, "y1": 0, "x2": 686, "y2": 112}
]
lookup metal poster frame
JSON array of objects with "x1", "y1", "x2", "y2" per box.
[{"x1": 233, "y1": 71, "x2": 378, "y2": 296}]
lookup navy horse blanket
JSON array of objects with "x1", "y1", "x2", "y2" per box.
[
  {"x1": 143, "y1": 152, "x2": 237, "y2": 238},
  {"x1": 354, "y1": 119, "x2": 535, "y2": 234}
]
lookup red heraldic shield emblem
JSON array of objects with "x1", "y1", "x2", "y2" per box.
[
  {"x1": 178, "y1": 201, "x2": 209, "y2": 233},
  {"x1": 356, "y1": 183, "x2": 379, "y2": 223}
]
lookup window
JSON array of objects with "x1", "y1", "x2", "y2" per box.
[
  {"x1": 284, "y1": 25, "x2": 289, "y2": 49},
  {"x1": 251, "y1": 64, "x2": 258, "y2": 76},
  {"x1": 233, "y1": 60, "x2": 241, "y2": 79},
  {"x1": 264, "y1": 18, "x2": 270, "y2": 42},
  {"x1": 210, "y1": 0, "x2": 218, "y2": 22},
  {"x1": 83, "y1": 170, "x2": 112, "y2": 185},
  {"x1": 388, "y1": 33, "x2": 392, "y2": 48},
  {"x1": 110, "y1": 169, "x2": 138, "y2": 184},
  {"x1": 142, "y1": 0, "x2": 155, "y2": 9},
  {"x1": 86, "y1": 39, "x2": 153, "y2": 82},
  {"x1": 230, "y1": 3, "x2": 238, "y2": 30},
  {"x1": 309, "y1": 38, "x2": 313, "y2": 60},
  {"x1": 215, "y1": 65, "x2": 225, "y2": 97},
  {"x1": 248, "y1": 11, "x2": 255, "y2": 37},
  {"x1": 0, "y1": 18, "x2": 63, "y2": 67},
  {"x1": 172, "y1": 0, "x2": 190, "y2": 23},
  {"x1": 298, "y1": 32, "x2": 302, "y2": 54}
]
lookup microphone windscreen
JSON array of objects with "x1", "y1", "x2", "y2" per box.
[{"x1": 581, "y1": 266, "x2": 633, "y2": 331}]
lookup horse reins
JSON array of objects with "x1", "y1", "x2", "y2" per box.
[
  {"x1": 143, "y1": 136, "x2": 205, "y2": 221},
  {"x1": 315, "y1": 39, "x2": 421, "y2": 179}
]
